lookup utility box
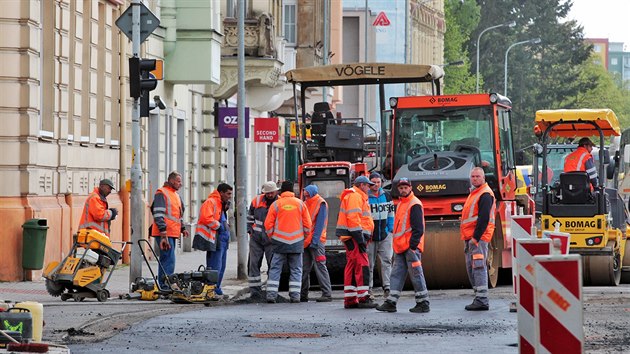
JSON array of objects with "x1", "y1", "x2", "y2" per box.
[{"x1": 21, "y1": 219, "x2": 49, "y2": 270}]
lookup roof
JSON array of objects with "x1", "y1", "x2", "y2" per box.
[
  {"x1": 534, "y1": 109, "x2": 621, "y2": 138},
  {"x1": 285, "y1": 63, "x2": 444, "y2": 88}
]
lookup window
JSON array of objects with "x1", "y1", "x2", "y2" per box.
[
  {"x1": 611, "y1": 58, "x2": 618, "y2": 65},
  {"x1": 593, "y1": 44, "x2": 601, "y2": 53},
  {"x1": 226, "y1": 0, "x2": 248, "y2": 18},
  {"x1": 283, "y1": 2, "x2": 296, "y2": 44},
  {"x1": 498, "y1": 109, "x2": 515, "y2": 177}
]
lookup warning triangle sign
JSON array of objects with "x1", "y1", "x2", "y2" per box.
[{"x1": 372, "y1": 11, "x2": 391, "y2": 27}]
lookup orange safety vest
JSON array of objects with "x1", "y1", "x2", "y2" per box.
[
  {"x1": 304, "y1": 194, "x2": 328, "y2": 246},
  {"x1": 78, "y1": 187, "x2": 113, "y2": 236},
  {"x1": 195, "y1": 190, "x2": 223, "y2": 245},
  {"x1": 264, "y1": 191, "x2": 312, "y2": 248},
  {"x1": 460, "y1": 183, "x2": 496, "y2": 242},
  {"x1": 563, "y1": 146, "x2": 591, "y2": 173},
  {"x1": 392, "y1": 193, "x2": 425, "y2": 253},
  {"x1": 151, "y1": 186, "x2": 183, "y2": 238},
  {"x1": 335, "y1": 187, "x2": 374, "y2": 241}
]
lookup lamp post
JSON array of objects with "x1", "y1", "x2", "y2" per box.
[
  {"x1": 476, "y1": 21, "x2": 516, "y2": 93},
  {"x1": 504, "y1": 38, "x2": 541, "y2": 96}
]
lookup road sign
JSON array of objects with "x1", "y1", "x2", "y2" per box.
[{"x1": 115, "y1": 3, "x2": 160, "y2": 43}]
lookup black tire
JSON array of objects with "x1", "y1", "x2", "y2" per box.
[{"x1": 96, "y1": 289, "x2": 109, "y2": 302}]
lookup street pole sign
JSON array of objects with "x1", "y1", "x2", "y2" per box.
[{"x1": 115, "y1": 2, "x2": 160, "y2": 43}]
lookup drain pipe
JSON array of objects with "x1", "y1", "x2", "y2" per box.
[{"x1": 162, "y1": 0, "x2": 177, "y2": 56}]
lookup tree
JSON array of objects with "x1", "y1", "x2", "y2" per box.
[
  {"x1": 471, "y1": 0, "x2": 595, "y2": 148},
  {"x1": 443, "y1": 0, "x2": 480, "y2": 94}
]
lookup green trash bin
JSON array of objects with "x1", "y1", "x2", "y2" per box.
[{"x1": 22, "y1": 219, "x2": 49, "y2": 270}]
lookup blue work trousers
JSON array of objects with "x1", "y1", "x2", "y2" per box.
[
  {"x1": 206, "y1": 238, "x2": 229, "y2": 295},
  {"x1": 267, "y1": 252, "x2": 303, "y2": 301},
  {"x1": 156, "y1": 237, "x2": 177, "y2": 290}
]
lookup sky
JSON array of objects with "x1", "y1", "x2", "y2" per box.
[{"x1": 568, "y1": 0, "x2": 630, "y2": 48}]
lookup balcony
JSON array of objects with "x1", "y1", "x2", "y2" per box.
[{"x1": 214, "y1": 13, "x2": 285, "y2": 103}]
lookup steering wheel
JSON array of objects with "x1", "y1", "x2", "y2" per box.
[{"x1": 405, "y1": 145, "x2": 432, "y2": 162}]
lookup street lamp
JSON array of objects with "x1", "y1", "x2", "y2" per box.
[
  {"x1": 476, "y1": 21, "x2": 516, "y2": 93},
  {"x1": 504, "y1": 38, "x2": 541, "y2": 96}
]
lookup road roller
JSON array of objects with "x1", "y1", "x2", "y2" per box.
[
  {"x1": 385, "y1": 92, "x2": 529, "y2": 289},
  {"x1": 534, "y1": 109, "x2": 628, "y2": 286}
]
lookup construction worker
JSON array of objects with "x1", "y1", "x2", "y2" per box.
[
  {"x1": 150, "y1": 171, "x2": 189, "y2": 289},
  {"x1": 78, "y1": 179, "x2": 118, "y2": 237},
  {"x1": 246, "y1": 181, "x2": 279, "y2": 300},
  {"x1": 461, "y1": 167, "x2": 496, "y2": 311},
  {"x1": 376, "y1": 177, "x2": 430, "y2": 313},
  {"x1": 300, "y1": 184, "x2": 333, "y2": 303},
  {"x1": 367, "y1": 172, "x2": 394, "y2": 299},
  {"x1": 336, "y1": 175, "x2": 376, "y2": 309},
  {"x1": 564, "y1": 137, "x2": 599, "y2": 189},
  {"x1": 264, "y1": 180, "x2": 312, "y2": 303},
  {"x1": 193, "y1": 183, "x2": 233, "y2": 297}
]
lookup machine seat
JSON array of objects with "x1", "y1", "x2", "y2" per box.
[{"x1": 559, "y1": 172, "x2": 592, "y2": 204}]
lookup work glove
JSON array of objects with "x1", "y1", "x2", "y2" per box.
[
  {"x1": 109, "y1": 208, "x2": 118, "y2": 220},
  {"x1": 309, "y1": 241, "x2": 319, "y2": 250},
  {"x1": 409, "y1": 242, "x2": 419, "y2": 252}
]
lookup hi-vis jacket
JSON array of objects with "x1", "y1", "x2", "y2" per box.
[
  {"x1": 194, "y1": 190, "x2": 223, "y2": 250},
  {"x1": 304, "y1": 194, "x2": 328, "y2": 247},
  {"x1": 563, "y1": 146, "x2": 599, "y2": 187},
  {"x1": 247, "y1": 194, "x2": 277, "y2": 244},
  {"x1": 336, "y1": 187, "x2": 374, "y2": 242},
  {"x1": 392, "y1": 193, "x2": 425, "y2": 254},
  {"x1": 264, "y1": 191, "x2": 312, "y2": 253},
  {"x1": 79, "y1": 187, "x2": 114, "y2": 236},
  {"x1": 460, "y1": 183, "x2": 496, "y2": 243},
  {"x1": 151, "y1": 185, "x2": 184, "y2": 238}
]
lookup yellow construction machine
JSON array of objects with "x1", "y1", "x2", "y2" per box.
[
  {"x1": 43, "y1": 229, "x2": 128, "y2": 302},
  {"x1": 535, "y1": 109, "x2": 629, "y2": 285}
]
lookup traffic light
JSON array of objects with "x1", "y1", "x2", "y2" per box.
[{"x1": 128, "y1": 57, "x2": 158, "y2": 99}]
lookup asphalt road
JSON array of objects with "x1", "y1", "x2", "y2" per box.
[{"x1": 63, "y1": 286, "x2": 630, "y2": 354}]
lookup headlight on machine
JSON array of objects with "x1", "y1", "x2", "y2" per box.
[
  {"x1": 451, "y1": 203, "x2": 464, "y2": 212},
  {"x1": 305, "y1": 170, "x2": 316, "y2": 177}
]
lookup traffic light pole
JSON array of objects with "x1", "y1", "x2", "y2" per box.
[{"x1": 129, "y1": 0, "x2": 143, "y2": 286}]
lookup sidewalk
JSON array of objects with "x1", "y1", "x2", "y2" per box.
[{"x1": 0, "y1": 241, "x2": 247, "y2": 304}]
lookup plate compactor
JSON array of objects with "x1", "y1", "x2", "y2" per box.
[
  {"x1": 123, "y1": 239, "x2": 220, "y2": 304},
  {"x1": 43, "y1": 229, "x2": 129, "y2": 302}
]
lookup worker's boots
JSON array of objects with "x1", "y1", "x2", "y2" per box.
[
  {"x1": 315, "y1": 296, "x2": 332, "y2": 302},
  {"x1": 409, "y1": 301, "x2": 430, "y2": 313},
  {"x1": 375, "y1": 300, "x2": 397, "y2": 313},
  {"x1": 465, "y1": 298, "x2": 489, "y2": 311}
]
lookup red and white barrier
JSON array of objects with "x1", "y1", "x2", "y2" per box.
[
  {"x1": 516, "y1": 238, "x2": 553, "y2": 354},
  {"x1": 542, "y1": 230, "x2": 570, "y2": 255},
  {"x1": 511, "y1": 215, "x2": 535, "y2": 295},
  {"x1": 533, "y1": 254, "x2": 583, "y2": 354}
]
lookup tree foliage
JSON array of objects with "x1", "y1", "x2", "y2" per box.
[
  {"x1": 443, "y1": 0, "x2": 480, "y2": 94},
  {"x1": 443, "y1": 0, "x2": 630, "y2": 148}
]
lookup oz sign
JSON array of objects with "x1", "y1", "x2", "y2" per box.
[{"x1": 218, "y1": 107, "x2": 249, "y2": 138}]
